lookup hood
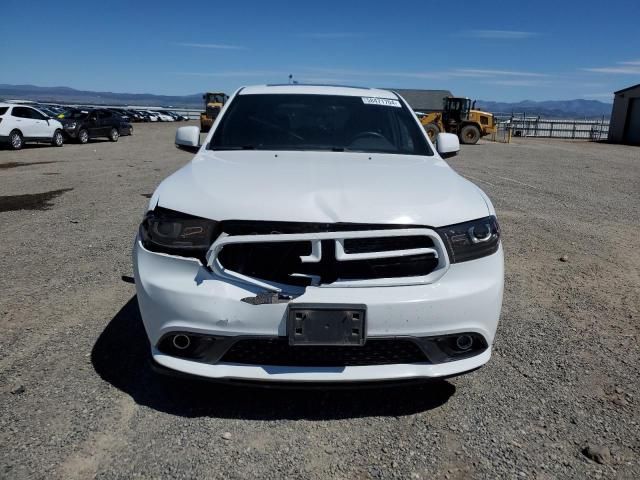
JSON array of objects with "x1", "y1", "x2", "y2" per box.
[
  {"x1": 471, "y1": 110, "x2": 493, "y2": 117},
  {"x1": 152, "y1": 150, "x2": 490, "y2": 228}
]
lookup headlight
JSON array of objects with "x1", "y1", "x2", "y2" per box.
[
  {"x1": 140, "y1": 207, "x2": 219, "y2": 261},
  {"x1": 436, "y1": 216, "x2": 500, "y2": 263}
]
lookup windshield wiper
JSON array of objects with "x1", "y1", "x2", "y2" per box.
[{"x1": 211, "y1": 145, "x2": 256, "y2": 150}]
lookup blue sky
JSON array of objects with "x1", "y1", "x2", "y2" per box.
[{"x1": 2, "y1": 0, "x2": 639, "y2": 102}]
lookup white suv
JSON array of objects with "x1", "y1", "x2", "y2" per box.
[
  {"x1": 0, "y1": 104, "x2": 64, "y2": 150},
  {"x1": 134, "y1": 85, "x2": 504, "y2": 384}
]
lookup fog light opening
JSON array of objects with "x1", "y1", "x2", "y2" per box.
[
  {"x1": 172, "y1": 334, "x2": 191, "y2": 350},
  {"x1": 455, "y1": 334, "x2": 473, "y2": 351}
]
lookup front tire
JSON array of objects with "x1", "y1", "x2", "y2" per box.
[
  {"x1": 9, "y1": 130, "x2": 23, "y2": 150},
  {"x1": 51, "y1": 129, "x2": 64, "y2": 147},
  {"x1": 78, "y1": 129, "x2": 89, "y2": 144},
  {"x1": 423, "y1": 123, "x2": 440, "y2": 141},
  {"x1": 109, "y1": 127, "x2": 119, "y2": 142},
  {"x1": 460, "y1": 125, "x2": 481, "y2": 145}
]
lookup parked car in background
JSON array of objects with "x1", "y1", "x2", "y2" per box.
[
  {"x1": 108, "y1": 108, "x2": 131, "y2": 122},
  {"x1": 159, "y1": 110, "x2": 186, "y2": 121},
  {"x1": 153, "y1": 111, "x2": 174, "y2": 122},
  {"x1": 36, "y1": 105, "x2": 62, "y2": 119},
  {"x1": 0, "y1": 103, "x2": 64, "y2": 150},
  {"x1": 58, "y1": 108, "x2": 128, "y2": 143},
  {"x1": 37, "y1": 104, "x2": 66, "y2": 117},
  {"x1": 130, "y1": 110, "x2": 148, "y2": 122},
  {"x1": 127, "y1": 110, "x2": 144, "y2": 122}
]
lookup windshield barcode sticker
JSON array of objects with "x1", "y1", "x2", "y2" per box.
[{"x1": 361, "y1": 97, "x2": 402, "y2": 108}]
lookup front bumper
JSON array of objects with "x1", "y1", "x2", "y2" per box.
[
  {"x1": 62, "y1": 127, "x2": 79, "y2": 139},
  {"x1": 133, "y1": 239, "x2": 503, "y2": 382}
]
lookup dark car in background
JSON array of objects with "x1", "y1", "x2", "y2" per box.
[
  {"x1": 58, "y1": 108, "x2": 131, "y2": 143},
  {"x1": 107, "y1": 108, "x2": 130, "y2": 122},
  {"x1": 126, "y1": 110, "x2": 144, "y2": 122}
]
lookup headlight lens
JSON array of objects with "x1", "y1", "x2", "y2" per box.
[
  {"x1": 140, "y1": 207, "x2": 218, "y2": 260},
  {"x1": 436, "y1": 216, "x2": 500, "y2": 263}
]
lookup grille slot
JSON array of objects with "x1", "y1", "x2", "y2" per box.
[
  {"x1": 218, "y1": 241, "x2": 312, "y2": 286},
  {"x1": 336, "y1": 252, "x2": 438, "y2": 280},
  {"x1": 221, "y1": 338, "x2": 429, "y2": 366},
  {"x1": 344, "y1": 235, "x2": 433, "y2": 254}
]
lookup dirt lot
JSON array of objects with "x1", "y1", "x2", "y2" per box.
[{"x1": 1, "y1": 123, "x2": 638, "y2": 479}]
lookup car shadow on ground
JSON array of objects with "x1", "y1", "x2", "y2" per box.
[{"x1": 92, "y1": 296, "x2": 455, "y2": 420}]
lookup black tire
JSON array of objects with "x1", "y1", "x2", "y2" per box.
[
  {"x1": 460, "y1": 125, "x2": 481, "y2": 145},
  {"x1": 423, "y1": 123, "x2": 440, "y2": 141},
  {"x1": 109, "y1": 127, "x2": 119, "y2": 142},
  {"x1": 51, "y1": 129, "x2": 64, "y2": 147},
  {"x1": 78, "y1": 129, "x2": 89, "y2": 144},
  {"x1": 9, "y1": 130, "x2": 23, "y2": 150}
]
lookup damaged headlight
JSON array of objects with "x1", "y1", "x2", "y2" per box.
[
  {"x1": 140, "y1": 207, "x2": 219, "y2": 260},
  {"x1": 436, "y1": 216, "x2": 500, "y2": 263}
]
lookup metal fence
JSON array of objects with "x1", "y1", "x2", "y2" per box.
[{"x1": 488, "y1": 113, "x2": 610, "y2": 143}]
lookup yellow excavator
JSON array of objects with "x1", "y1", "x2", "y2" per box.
[
  {"x1": 416, "y1": 97, "x2": 496, "y2": 145},
  {"x1": 200, "y1": 92, "x2": 229, "y2": 132}
]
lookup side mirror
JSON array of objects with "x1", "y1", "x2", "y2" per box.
[
  {"x1": 175, "y1": 126, "x2": 201, "y2": 152},
  {"x1": 435, "y1": 133, "x2": 460, "y2": 158}
]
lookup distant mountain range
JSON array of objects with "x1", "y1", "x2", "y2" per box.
[
  {"x1": 0, "y1": 84, "x2": 203, "y2": 108},
  {"x1": 0, "y1": 84, "x2": 613, "y2": 118},
  {"x1": 476, "y1": 99, "x2": 612, "y2": 119}
]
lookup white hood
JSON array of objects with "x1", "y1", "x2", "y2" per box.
[{"x1": 152, "y1": 150, "x2": 491, "y2": 227}]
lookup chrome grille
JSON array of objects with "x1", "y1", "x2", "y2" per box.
[{"x1": 207, "y1": 225, "x2": 449, "y2": 290}]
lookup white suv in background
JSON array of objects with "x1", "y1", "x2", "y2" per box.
[
  {"x1": 134, "y1": 85, "x2": 504, "y2": 385},
  {"x1": 0, "y1": 103, "x2": 64, "y2": 150}
]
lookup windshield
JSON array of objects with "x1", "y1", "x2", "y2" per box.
[
  {"x1": 210, "y1": 93, "x2": 432, "y2": 155},
  {"x1": 65, "y1": 109, "x2": 89, "y2": 119}
]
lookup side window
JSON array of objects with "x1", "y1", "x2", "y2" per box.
[
  {"x1": 12, "y1": 107, "x2": 29, "y2": 118},
  {"x1": 29, "y1": 109, "x2": 47, "y2": 120}
]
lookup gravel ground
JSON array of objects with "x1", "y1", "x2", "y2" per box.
[{"x1": 1, "y1": 123, "x2": 638, "y2": 479}]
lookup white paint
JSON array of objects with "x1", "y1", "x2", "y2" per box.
[{"x1": 134, "y1": 84, "x2": 504, "y2": 383}]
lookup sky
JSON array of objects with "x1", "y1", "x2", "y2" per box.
[{"x1": 2, "y1": 0, "x2": 639, "y2": 103}]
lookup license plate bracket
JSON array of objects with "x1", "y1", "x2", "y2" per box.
[{"x1": 287, "y1": 304, "x2": 366, "y2": 346}]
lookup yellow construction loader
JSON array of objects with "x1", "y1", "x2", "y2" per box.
[
  {"x1": 417, "y1": 97, "x2": 496, "y2": 145},
  {"x1": 200, "y1": 92, "x2": 229, "y2": 132}
]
